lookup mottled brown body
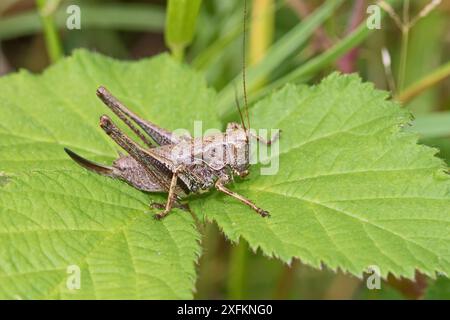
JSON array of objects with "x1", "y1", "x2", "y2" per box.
[{"x1": 65, "y1": 87, "x2": 279, "y2": 219}]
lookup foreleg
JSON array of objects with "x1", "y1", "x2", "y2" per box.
[{"x1": 215, "y1": 179, "x2": 269, "y2": 217}]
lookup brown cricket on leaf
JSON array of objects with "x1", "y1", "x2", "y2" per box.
[
  {"x1": 65, "y1": 0, "x2": 279, "y2": 219},
  {"x1": 64, "y1": 86, "x2": 279, "y2": 220}
]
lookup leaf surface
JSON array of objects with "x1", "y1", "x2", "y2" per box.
[
  {"x1": 192, "y1": 75, "x2": 450, "y2": 279},
  {"x1": 0, "y1": 51, "x2": 216, "y2": 299},
  {"x1": 0, "y1": 51, "x2": 449, "y2": 299}
]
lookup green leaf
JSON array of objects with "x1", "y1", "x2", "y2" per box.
[
  {"x1": 192, "y1": 74, "x2": 450, "y2": 279},
  {"x1": 0, "y1": 50, "x2": 218, "y2": 299},
  {"x1": 0, "y1": 50, "x2": 219, "y2": 172},
  {"x1": 421, "y1": 137, "x2": 450, "y2": 166},
  {"x1": 0, "y1": 171, "x2": 199, "y2": 299},
  {"x1": 1, "y1": 51, "x2": 449, "y2": 299}
]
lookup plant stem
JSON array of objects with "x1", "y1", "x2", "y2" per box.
[
  {"x1": 397, "y1": 0, "x2": 410, "y2": 91},
  {"x1": 397, "y1": 26, "x2": 409, "y2": 91},
  {"x1": 397, "y1": 61, "x2": 450, "y2": 103},
  {"x1": 171, "y1": 45, "x2": 185, "y2": 62},
  {"x1": 165, "y1": 0, "x2": 202, "y2": 62},
  {"x1": 227, "y1": 240, "x2": 248, "y2": 299},
  {"x1": 0, "y1": 44, "x2": 11, "y2": 75},
  {"x1": 273, "y1": 260, "x2": 298, "y2": 299},
  {"x1": 36, "y1": 0, "x2": 63, "y2": 63}
]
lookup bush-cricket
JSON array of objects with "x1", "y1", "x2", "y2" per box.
[{"x1": 64, "y1": 1, "x2": 280, "y2": 219}]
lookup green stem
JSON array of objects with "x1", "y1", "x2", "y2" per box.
[
  {"x1": 397, "y1": 0, "x2": 410, "y2": 91},
  {"x1": 227, "y1": 241, "x2": 248, "y2": 299},
  {"x1": 170, "y1": 44, "x2": 185, "y2": 62},
  {"x1": 36, "y1": 0, "x2": 63, "y2": 63},
  {"x1": 398, "y1": 26, "x2": 409, "y2": 92},
  {"x1": 165, "y1": 0, "x2": 202, "y2": 62}
]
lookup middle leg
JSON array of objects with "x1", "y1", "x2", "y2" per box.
[{"x1": 153, "y1": 165, "x2": 184, "y2": 220}]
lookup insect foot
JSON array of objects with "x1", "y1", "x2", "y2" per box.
[
  {"x1": 257, "y1": 209, "x2": 270, "y2": 218},
  {"x1": 150, "y1": 202, "x2": 190, "y2": 212},
  {"x1": 153, "y1": 213, "x2": 166, "y2": 220},
  {"x1": 215, "y1": 180, "x2": 271, "y2": 218}
]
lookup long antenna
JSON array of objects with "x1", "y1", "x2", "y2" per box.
[
  {"x1": 243, "y1": 0, "x2": 250, "y2": 130},
  {"x1": 234, "y1": 82, "x2": 247, "y2": 130}
]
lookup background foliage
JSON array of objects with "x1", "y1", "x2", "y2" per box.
[{"x1": 0, "y1": 0, "x2": 449, "y2": 299}]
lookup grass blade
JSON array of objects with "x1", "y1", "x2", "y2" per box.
[
  {"x1": 407, "y1": 111, "x2": 450, "y2": 138},
  {"x1": 218, "y1": 0, "x2": 344, "y2": 120},
  {"x1": 0, "y1": 4, "x2": 165, "y2": 41},
  {"x1": 250, "y1": 21, "x2": 372, "y2": 105}
]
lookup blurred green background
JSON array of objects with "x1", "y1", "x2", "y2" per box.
[{"x1": 0, "y1": 0, "x2": 449, "y2": 300}]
